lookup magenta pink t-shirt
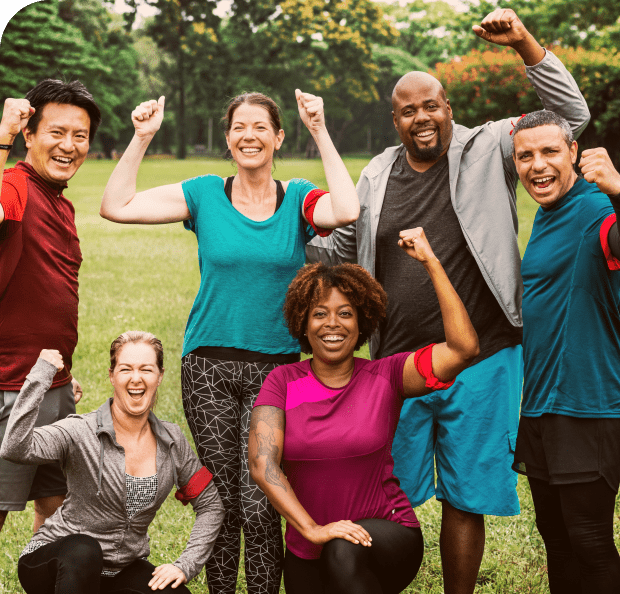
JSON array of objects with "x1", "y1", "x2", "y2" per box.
[{"x1": 254, "y1": 353, "x2": 419, "y2": 559}]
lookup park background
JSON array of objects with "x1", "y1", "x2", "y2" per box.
[{"x1": 0, "y1": 0, "x2": 619, "y2": 591}]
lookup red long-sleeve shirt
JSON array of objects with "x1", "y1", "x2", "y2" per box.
[{"x1": 0, "y1": 161, "x2": 81, "y2": 390}]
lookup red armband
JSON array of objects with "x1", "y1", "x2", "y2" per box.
[
  {"x1": 600, "y1": 214, "x2": 620, "y2": 271},
  {"x1": 509, "y1": 114, "x2": 527, "y2": 136},
  {"x1": 303, "y1": 189, "x2": 333, "y2": 237},
  {"x1": 1, "y1": 170, "x2": 28, "y2": 222},
  {"x1": 414, "y1": 343, "x2": 455, "y2": 391},
  {"x1": 174, "y1": 466, "x2": 213, "y2": 506}
]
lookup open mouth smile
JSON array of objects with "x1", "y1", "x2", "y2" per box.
[{"x1": 531, "y1": 175, "x2": 555, "y2": 191}]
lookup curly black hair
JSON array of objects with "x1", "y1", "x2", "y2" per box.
[{"x1": 283, "y1": 263, "x2": 387, "y2": 354}]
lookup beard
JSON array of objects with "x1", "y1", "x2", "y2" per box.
[{"x1": 409, "y1": 136, "x2": 445, "y2": 162}]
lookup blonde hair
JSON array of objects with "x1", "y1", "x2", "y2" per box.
[{"x1": 109, "y1": 331, "x2": 164, "y2": 372}]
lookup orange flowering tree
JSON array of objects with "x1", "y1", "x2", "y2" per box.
[{"x1": 431, "y1": 46, "x2": 620, "y2": 160}]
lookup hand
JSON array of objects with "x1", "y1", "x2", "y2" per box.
[
  {"x1": 579, "y1": 148, "x2": 620, "y2": 196},
  {"x1": 39, "y1": 350, "x2": 64, "y2": 372},
  {"x1": 472, "y1": 9, "x2": 529, "y2": 47},
  {"x1": 71, "y1": 378, "x2": 83, "y2": 405},
  {"x1": 398, "y1": 227, "x2": 438, "y2": 264},
  {"x1": 148, "y1": 564, "x2": 187, "y2": 590},
  {"x1": 296, "y1": 89, "x2": 326, "y2": 136},
  {"x1": 0, "y1": 98, "x2": 35, "y2": 139},
  {"x1": 305, "y1": 520, "x2": 372, "y2": 547},
  {"x1": 132, "y1": 97, "x2": 165, "y2": 139}
]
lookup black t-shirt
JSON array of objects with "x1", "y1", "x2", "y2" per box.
[{"x1": 375, "y1": 148, "x2": 522, "y2": 363}]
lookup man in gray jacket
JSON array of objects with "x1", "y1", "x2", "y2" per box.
[{"x1": 306, "y1": 8, "x2": 590, "y2": 594}]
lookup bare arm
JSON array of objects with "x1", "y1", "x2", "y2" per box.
[
  {"x1": 100, "y1": 97, "x2": 190, "y2": 224},
  {"x1": 397, "y1": 229, "x2": 480, "y2": 398},
  {"x1": 295, "y1": 90, "x2": 360, "y2": 230},
  {"x1": 249, "y1": 405, "x2": 372, "y2": 547},
  {"x1": 0, "y1": 98, "x2": 36, "y2": 225}
]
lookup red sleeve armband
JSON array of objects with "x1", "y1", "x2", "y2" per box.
[
  {"x1": 174, "y1": 466, "x2": 213, "y2": 506},
  {"x1": 414, "y1": 343, "x2": 455, "y2": 391},
  {"x1": 600, "y1": 214, "x2": 620, "y2": 271},
  {"x1": 303, "y1": 189, "x2": 333, "y2": 237},
  {"x1": 1, "y1": 170, "x2": 28, "y2": 222}
]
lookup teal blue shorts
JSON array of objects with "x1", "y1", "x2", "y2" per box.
[{"x1": 392, "y1": 345, "x2": 523, "y2": 517}]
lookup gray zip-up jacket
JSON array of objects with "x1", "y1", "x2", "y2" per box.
[
  {"x1": 306, "y1": 50, "x2": 590, "y2": 359},
  {"x1": 0, "y1": 358, "x2": 225, "y2": 581}
]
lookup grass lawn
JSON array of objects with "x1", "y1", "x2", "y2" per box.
[{"x1": 0, "y1": 157, "x2": 616, "y2": 593}]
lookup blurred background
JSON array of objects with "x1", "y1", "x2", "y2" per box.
[{"x1": 1, "y1": 0, "x2": 618, "y2": 162}]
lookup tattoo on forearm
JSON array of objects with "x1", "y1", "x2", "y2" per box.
[{"x1": 251, "y1": 406, "x2": 288, "y2": 492}]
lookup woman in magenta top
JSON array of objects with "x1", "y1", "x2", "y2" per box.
[{"x1": 249, "y1": 228, "x2": 479, "y2": 594}]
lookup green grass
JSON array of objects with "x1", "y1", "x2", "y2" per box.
[{"x1": 0, "y1": 157, "x2": 614, "y2": 593}]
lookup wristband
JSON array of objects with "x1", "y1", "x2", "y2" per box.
[{"x1": 0, "y1": 144, "x2": 12, "y2": 151}]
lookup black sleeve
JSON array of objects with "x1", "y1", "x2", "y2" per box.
[{"x1": 607, "y1": 193, "x2": 620, "y2": 260}]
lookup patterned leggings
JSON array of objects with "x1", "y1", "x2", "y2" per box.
[{"x1": 181, "y1": 354, "x2": 283, "y2": 594}]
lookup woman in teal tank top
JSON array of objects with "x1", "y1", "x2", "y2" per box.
[{"x1": 100, "y1": 89, "x2": 360, "y2": 594}]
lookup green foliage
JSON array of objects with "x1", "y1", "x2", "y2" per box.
[{"x1": 431, "y1": 45, "x2": 620, "y2": 161}]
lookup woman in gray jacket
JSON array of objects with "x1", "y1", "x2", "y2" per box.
[{"x1": 0, "y1": 331, "x2": 224, "y2": 593}]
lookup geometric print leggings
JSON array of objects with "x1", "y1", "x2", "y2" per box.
[{"x1": 181, "y1": 354, "x2": 284, "y2": 594}]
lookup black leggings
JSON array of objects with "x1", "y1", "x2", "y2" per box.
[
  {"x1": 18, "y1": 534, "x2": 192, "y2": 594},
  {"x1": 283, "y1": 519, "x2": 424, "y2": 594},
  {"x1": 528, "y1": 476, "x2": 620, "y2": 594},
  {"x1": 181, "y1": 355, "x2": 283, "y2": 594}
]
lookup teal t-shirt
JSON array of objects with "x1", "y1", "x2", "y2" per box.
[
  {"x1": 181, "y1": 175, "x2": 318, "y2": 357},
  {"x1": 521, "y1": 177, "x2": 620, "y2": 418}
]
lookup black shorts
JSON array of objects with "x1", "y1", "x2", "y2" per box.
[{"x1": 513, "y1": 414, "x2": 620, "y2": 492}]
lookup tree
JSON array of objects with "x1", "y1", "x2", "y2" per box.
[
  {"x1": 59, "y1": 0, "x2": 140, "y2": 157},
  {"x1": 0, "y1": 0, "x2": 109, "y2": 153},
  {"x1": 121, "y1": 0, "x2": 222, "y2": 159}
]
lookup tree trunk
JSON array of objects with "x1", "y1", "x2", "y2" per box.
[
  {"x1": 176, "y1": 49, "x2": 187, "y2": 160},
  {"x1": 100, "y1": 133, "x2": 115, "y2": 159}
]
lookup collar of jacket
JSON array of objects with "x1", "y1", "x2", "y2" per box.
[{"x1": 94, "y1": 398, "x2": 178, "y2": 495}]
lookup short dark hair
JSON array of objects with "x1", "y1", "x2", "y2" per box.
[
  {"x1": 283, "y1": 263, "x2": 387, "y2": 354},
  {"x1": 512, "y1": 110, "x2": 574, "y2": 153},
  {"x1": 25, "y1": 79, "x2": 102, "y2": 140}
]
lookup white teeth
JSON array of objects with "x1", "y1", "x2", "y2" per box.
[
  {"x1": 535, "y1": 176, "x2": 553, "y2": 184},
  {"x1": 128, "y1": 390, "x2": 144, "y2": 394},
  {"x1": 322, "y1": 335, "x2": 344, "y2": 342},
  {"x1": 241, "y1": 148, "x2": 260, "y2": 153},
  {"x1": 53, "y1": 157, "x2": 72, "y2": 164},
  {"x1": 416, "y1": 130, "x2": 434, "y2": 137}
]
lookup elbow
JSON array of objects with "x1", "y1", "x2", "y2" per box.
[
  {"x1": 0, "y1": 445, "x2": 21, "y2": 464},
  {"x1": 462, "y1": 335, "x2": 480, "y2": 365},
  {"x1": 248, "y1": 459, "x2": 263, "y2": 487}
]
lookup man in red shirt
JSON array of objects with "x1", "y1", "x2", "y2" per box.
[{"x1": 0, "y1": 80, "x2": 101, "y2": 532}]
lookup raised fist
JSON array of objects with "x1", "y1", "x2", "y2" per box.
[
  {"x1": 295, "y1": 90, "x2": 326, "y2": 136},
  {"x1": 39, "y1": 349, "x2": 64, "y2": 372},
  {"x1": 472, "y1": 9, "x2": 528, "y2": 47},
  {"x1": 131, "y1": 97, "x2": 165, "y2": 139},
  {"x1": 0, "y1": 98, "x2": 35, "y2": 139},
  {"x1": 579, "y1": 148, "x2": 620, "y2": 196},
  {"x1": 398, "y1": 227, "x2": 437, "y2": 263}
]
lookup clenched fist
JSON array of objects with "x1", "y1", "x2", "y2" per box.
[
  {"x1": 398, "y1": 228, "x2": 438, "y2": 264},
  {"x1": 0, "y1": 98, "x2": 35, "y2": 139},
  {"x1": 579, "y1": 148, "x2": 620, "y2": 196},
  {"x1": 472, "y1": 9, "x2": 529, "y2": 48},
  {"x1": 132, "y1": 97, "x2": 165, "y2": 139},
  {"x1": 39, "y1": 349, "x2": 64, "y2": 372},
  {"x1": 295, "y1": 90, "x2": 326, "y2": 136}
]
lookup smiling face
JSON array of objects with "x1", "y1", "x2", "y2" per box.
[
  {"x1": 392, "y1": 74, "x2": 453, "y2": 166},
  {"x1": 23, "y1": 102, "x2": 91, "y2": 187},
  {"x1": 306, "y1": 287, "x2": 359, "y2": 365},
  {"x1": 513, "y1": 125, "x2": 578, "y2": 208},
  {"x1": 109, "y1": 342, "x2": 164, "y2": 418},
  {"x1": 225, "y1": 103, "x2": 284, "y2": 172}
]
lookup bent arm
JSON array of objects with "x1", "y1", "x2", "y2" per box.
[
  {"x1": 0, "y1": 359, "x2": 74, "y2": 464},
  {"x1": 398, "y1": 230, "x2": 479, "y2": 398},
  {"x1": 310, "y1": 127, "x2": 360, "y2": 229},
  {"x1": 173, "y1": 480, "x2": 225, "y2": 582},
  {"x1": 100, "y1": 134, "x2": 189, "y2": 224}
]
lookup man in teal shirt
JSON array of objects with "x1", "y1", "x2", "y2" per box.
[{"x1": 512, "y1": 110, "x2": 620, "y2": 593}]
